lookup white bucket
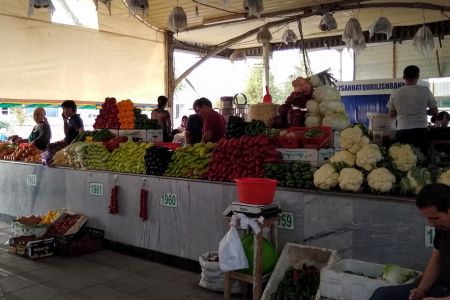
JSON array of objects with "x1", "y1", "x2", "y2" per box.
[{"x1": 367, "y1": 113, "x2": 396, "y2": 132}]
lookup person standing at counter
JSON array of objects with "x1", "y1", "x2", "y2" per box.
[
  {"x1": 370, "y1": 183, "x2": 450, "y2": 300},
  {"x1": 388, "y1": 65, "x2": 438, "y2": 152},
  {"x1": 151, "y1": 95, "x2": 172, "y2": 142},
  {"x1": 194, "y1": 97, "x2": 225, "y2": 143},
  {"x1": 28, "y1": 107, "x2": 51, "y2": 150},
  {"x1": 62, "y1": 100, "x2": 84, "y2": 144},
  {"x1": 186, "y1": 105, "x2": 203, "y2": 146}
]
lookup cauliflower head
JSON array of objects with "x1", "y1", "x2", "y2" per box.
[
  {"x1": 388, "y1": 144, "x2": 417, "y2": 173},
  {"x1": 313, "y1": 163, "x2": 339, "y2": 190},
  {"x1": 338, "y1": 167, "x2": 364, "y2": 192},
  {"x1": 356, "y1": 144, "x2": 382, "y2": 171},
  {"x1": 400, "y1": 167, "x2": 431, "y2": 195},
  {"x1": 330, "y1": 150, "x2": 356, "y2": 167},
  {"x1": 339, "y1": 126, "x2": 370, "y2": 154},
  {"x1": 438, "y1": 169, "x2": 450, "y2": 186},
  {"x1": 367, "y1": 167, "x2": 396, "y2": 193}
]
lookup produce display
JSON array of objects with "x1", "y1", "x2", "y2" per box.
[
  {"x1": 106, "y1": 141, "x2": 152, "y2": 174},
  {"x1": 265, "y1": 162, "x2": 314, "y2": 188},
  {"x1": 43, "y1": 213, "x2": 83, "y2": 237},
  {"x1": 117, "y1": 99, "x2": 135, "y2": 129},
  {"x1": 83, "y1": 143, "x2": 110, "y2": 170},
  {"x1": 134, "y1": 108, "x2": 160, "y2": 130},
  {"x1": 245, "y1": 119, "x2": 266, "y2": 136},
  {"x1": 93, "y1": 97, "x2": 120, "y2": 129},
  {"x1": 103, "y1": 136, "x2": 128, "y2": 152},
  {"x1": 145, "y1": 146, "x2": 173, "y2": 176},
  {"x1": 164, "y1": 142, "x2": 215, "y2": 179},
  {"x1": 3, "y1": 144, "x2": 41, "y2": 163},
  {"x1": 226, "y1": 116, "x2": 247, "y2": 139},
  {"x1": 207, "y1": 135, "x2": 282, "y2": 182},
  {"x1": 272, "y1": 264, "x2": 320, "y2": 300}
]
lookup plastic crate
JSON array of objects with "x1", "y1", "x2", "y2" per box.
[
  {"x1": 319, "y1": 259, "x2": 421, "y2": 300},
  {"x1": 302, "y1": 126, "x2": 332, "y2": 149},
  {"x1": 277, "y1": 136, "x2": 301, "y2": 149},
  {"x1": 54, "y1": 227, "x2": 104, "y2": 257},
  {"x1": 261, "y1": 243, "x2": 338, "y2": 300}
]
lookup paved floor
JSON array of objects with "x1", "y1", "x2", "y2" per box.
[{"x1": 0, "y1": 222, "x2": 237, "y2": 300}]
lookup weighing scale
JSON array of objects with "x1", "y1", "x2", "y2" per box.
[{"x1": 223, "y1": 202, "x2": 281, "y2": 218}]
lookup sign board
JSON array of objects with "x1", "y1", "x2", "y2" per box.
[
  {"x1": 160, "y1": 193, "x2": 177, "y2": 208},
  {"x1": 89, "y1": 183, "x2": 104, "y2": 196},
  {"x1": 26, "y1": 175, "x2": 37, "y2": 186},
  {"x1": 278, "y1": 212, "x2": 295, "y2": 230},
  {"x1": 277, "y1": 148, "x2": 333, "y2": 167}
]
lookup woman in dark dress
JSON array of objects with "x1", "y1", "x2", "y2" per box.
[{"x1": 28, "y1": 107, "x2": 51, "y2": 150}]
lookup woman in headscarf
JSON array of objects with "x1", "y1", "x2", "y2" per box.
[{"x1": 28, "y1": 107, "x2": 51, "y2": 150}]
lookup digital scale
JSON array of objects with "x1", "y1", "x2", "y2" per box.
[{"x1": 223, "y1": 202, "x2": 281, "y2": 218}]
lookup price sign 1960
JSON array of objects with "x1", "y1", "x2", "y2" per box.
[
  {"x1": 160, "y1": 193, "x2": 177, "y2": 208},
  {"x1": 278, "y1": 212, "x2": 295, "y2": 230},
  {"x1": 89, "y1": 183, "x2": 104, "y2": 196},
  {"x1": 26, "y1": 174, "x2": 37, "y2": 186}
]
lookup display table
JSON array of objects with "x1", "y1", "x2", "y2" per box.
[{"x1": 0, "y1": 161, "x2": 430, "y2": 270}]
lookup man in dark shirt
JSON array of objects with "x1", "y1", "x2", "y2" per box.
[
  {"x1": 193, "y1": 97, "x2": 225, "y2": 143},
  {"x1": 61, "y1": 100, "x2": 84, "y2": 144},
  {"x1": 186, "y1": 104, "x2": 203, "y2": 146},
  {"x1": 370, "y1": 183, "x2": 450, "y2": 300}
]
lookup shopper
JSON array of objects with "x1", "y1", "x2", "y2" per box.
[
  {"x1": 194, "y1": 97, "x2": 225, "y2": 143},
  {"x1": 388, "y1": 65, "x2": 438, "y2": 153},
  {"x1": 186, "y1": 107, "x2": 203, "y2": 146},
  {"x1": 28, "y1": 107, "x2": 51, "y2": 150},
  {"x1": 151, "y1": 95, "x2": 172, "y2": 142},
  {"x1": 370, "y1": 183, "x2": 450, "y2": 300},
  {"x1": 172, "y1": 115, "x2": 188, "y2": 144},
  {"x1": 62, "y1": 100, "x2": 84, "y2": 144},
  {"x1": 436, "y1": 111, "x2": 450, "y2": 128}
]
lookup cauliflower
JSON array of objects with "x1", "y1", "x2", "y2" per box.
[
  {"x1": 339, "y1": 126, "x2": 370, "y2": 154},
  {"x1": 338, "y1": 167, "x2": 364, "y2": 192},
  {"x1": 388, "y1": 144, "x2": 417, "y2": 173},
  {"x1": 306, "y1": 100, "x2": 320, "y2": 114},
  {"x1": 313, "y1": 163, "x2": 339, "y2": 190},
  {"x1": 438, "y1": 169, "x2": 450, "y2": 186},
  {"x1": 330, "y1": 150, "x2": 356, "y2": 167},
  {"x1": 305, "y1": 114, "x2": 322, "y2": 128},
  {"x1": 400, "y1": 167, "x2": 431, "y2": 195},
  {"x1": 322, "y1": 113, "x2": 349, "y2": 130},
  {"x1": 356, "y1": 144, "x2": 382, "y2": 171},
  {"x1": 367, "y1": 168, "x2": 396, "y2": 193}
]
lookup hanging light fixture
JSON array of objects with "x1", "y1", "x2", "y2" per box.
[
  {"x1": 243, "y1": 0, "x2": 264, "y2": 18},
  {"x1": 256, "y1": 26, "x2": 272, "y2": 43},
  {"x1": 126, "y1": 0, "x2": 149, "y2": 17},
  {"x1": 281, "y1": 28, "x2": 298, "y2": 45},
  {"x1": 28, "y1": 0, "x2": 55, "y2": 17},
  {"x1": 319, "y1": 12, "x2": 337, "y2": 31},
  {"x1": 168, "y1": 6, "x2": 188, "y2": 33}
]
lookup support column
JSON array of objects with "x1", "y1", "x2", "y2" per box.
[{"x1": 165, "y1": 31, "x2": 175, "y2": 113}]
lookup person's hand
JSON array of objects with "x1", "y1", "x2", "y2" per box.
[{"x1": 410, "y1": 287, "x2": 426, "y2": 300}]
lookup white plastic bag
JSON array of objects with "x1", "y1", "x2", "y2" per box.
[
  {"x1": 342, "y1": 17, "x2": 366, "y2": 52},
  {"x1": 413, "y1": 25, "x2": 435, "y2": 56},
  {"x1": 218, "y1": 226, "x2": 248, "y2": 272},
  {"x1": 198, "y1": 252, "x2": 241, "y2": 293},
  {"x1": 319, "y1": 13, "x2": 337, "y2": 31},
  {"x1": 282, "y1": 29, "x2": 298, "y2": 45},
  {"x1": 368, "y1": 17, "x2": 393, "y2": 39}
]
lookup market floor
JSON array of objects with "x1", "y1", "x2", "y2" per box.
[{"x1": 0, "y1": 222, "x2": 239, "y2": 300}]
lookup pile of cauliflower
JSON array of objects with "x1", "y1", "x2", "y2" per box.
[{"x1": 313, "y1": 125, "x2": 419, "y2": 194}]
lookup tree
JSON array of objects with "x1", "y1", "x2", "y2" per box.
[
  {"x1": 11, "y1": 107, "x2": 27, "y2": 127},
  {"x1": 244, "y1": 64, "x2": 264, "y2": 105}
]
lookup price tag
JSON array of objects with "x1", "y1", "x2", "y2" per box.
[
  {"x1": 160, "y1": 193, "x2": 177, "y2": 208},
  {"x1": 26, "y1": 175, "x2": 37, "y2": 186},
  {"x1": 89, "y1": 183, "x2": 104, "y2": 196},
  {"x1": 425, "y1": 226, "x2": 435, "y2": 248},
  {"x1": 278, "y1": 212, "x2": 295, "y2": 230}
]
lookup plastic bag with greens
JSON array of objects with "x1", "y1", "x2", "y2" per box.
[
  {"x1": 369, "y1": 17, "x2": 393, "y2": 39},
  {"x1": 413, "y1": 25, "x2": 435, "y2": 56},
  {"x1": 342, "y1": 18, "x2": 366, "y2": 52},
  {"x1": 320, "y1": 13, "x2": 337, "y2": 31},
  {"x1": 282, "y1": 29, "x2": 298, "y2": 44}
]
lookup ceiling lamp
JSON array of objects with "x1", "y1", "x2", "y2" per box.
[
  {"x1": 281, "y1": 29, "x2": 298, "y2": 45},
  {"x1": 256, "y1": 26, "x2": 272, "y2": 43},
  {"x1": 126, "y1": 0, "x2": 149, "y2": 17},
  {"x1": 94, "y1": 0, "x2": 112, "y2": 16},
  {"x1": 413, "y1": 24, "x2": 435, "y2": 56},
  {"x1": 368, "y1": 17, "x2": 393, "y2": 40},
  {"x1": 230, "y1": 49, "x2": 247, "y2": 63},
  {"x1": 168, "y1": 6, "x2": 188, "y2": 33},
  {"x1": 243, "y1": 0, "x2": 264, "y2": 18},
  {"x1": 319, "y1": 13, "x2": 337, "y2": 31},
  {"x1": 342, "y1": 17, "x2": 366, "y2": 52},
  {"x1": 28, "y1": 0, "x2": 54, "y2": 17}
]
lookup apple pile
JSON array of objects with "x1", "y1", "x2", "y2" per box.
[
  {"x1": 93, "y1": 97, "x2": 120, "y2": 129},
  {"x1": 106, "y1": 141, "x2": 152, "y2": 174},
  {"x1": 164, "y1": 142, "x2": 215, "y2": 179}
]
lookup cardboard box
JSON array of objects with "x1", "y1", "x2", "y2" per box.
[
  {"x1": 118, "y1": 130, "x2": 146, "y2": 141},
  {"x1": 9, "y1": 236, "x2": 55, "y2": 259},
  {"x1": 10, "y1": 221, "x2": 49, "y2": 238},
  {"x1": 277, "y1": 148, "x2": 334, "y2": 167},
  {"x1": 146, "y1": 129, "x2": 163, "y2": 142},
  {"x1": 320, "y1": 259, "x2": 421, "y2": 300}
]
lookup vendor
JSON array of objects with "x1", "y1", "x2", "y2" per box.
[
  {"x1": 194, "y1": 97, "x2": 225, "y2": 143},
  {"x1": 151, "y1": 95, "x2": 172, "y2": 142},
  {"x1": 388, "y1": 65, "x2": 438, "y2": 153},
  {"x1": 28, "y1": 107, "x2": 51, "y2": 150},
  {"x1": 62, "y1": 100, "x2": 84, "y2": 144}
]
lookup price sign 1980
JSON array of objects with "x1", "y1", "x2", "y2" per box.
[
  {"x1": 278, "y1": 212, "x2": 295, "y2": 230},
  {"x1": 160, "y1": 193, "x2": 177, "y2": 208},
  {"x1": 89, "y1": 183, "x2": 104, "y2": 196}
]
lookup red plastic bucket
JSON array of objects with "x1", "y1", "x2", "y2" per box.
[{"x1": 235, "y1": 178, "x2": 277, "y2": 205}]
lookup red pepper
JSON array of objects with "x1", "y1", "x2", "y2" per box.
[
  {"x1": 109, "y1": 185, "x2": 119, "y2": 214},
  {"x1": 140, "y1": 188, "x2": 148, "y2": 221}
]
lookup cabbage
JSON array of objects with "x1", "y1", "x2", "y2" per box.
[
  {"x1": 322, "y1": 113, "x2": 349, "y2": 129},
  {"x1": 305, "y1": 115, "x2": 322, "y2": 128},
  {"x1": 382, "y1": 264, "x2": 418, "y2": 284},
  {"x1": 306, "y1": 100, "x2": 320, "y2": 114},
  {"x1": 319, "y1": 101, "x2": 345, "y2": 116},
  {"x1": 313, "y1": 86, "x2": 341, "y2": 102}
]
